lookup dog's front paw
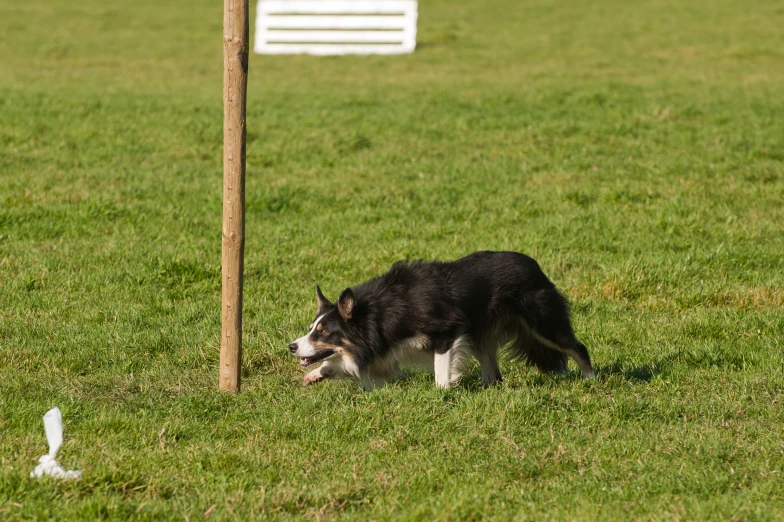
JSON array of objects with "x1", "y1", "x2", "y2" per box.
[{"x1": 303, "y1": 370, "x2": 325, "y2": 386}]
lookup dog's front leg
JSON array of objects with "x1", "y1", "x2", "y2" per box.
[
  {"x1": 303, "y1": 361, "x2": 333, "y2": 386},
  {"x1": 434, "y1": 336, "x2": 471, "y2": 389},
  {"x1": 303, "y1": 366, "x2": 327, "y2": 386},
  {"x1": 303, "y1": 359, "x2": 346, "y2": 386}
]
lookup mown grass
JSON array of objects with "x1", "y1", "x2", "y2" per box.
[{"x1": 1, "y1": 0, "x2": 783, "y2": 520}]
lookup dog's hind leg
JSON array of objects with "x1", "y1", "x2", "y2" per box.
[
  {"x1": 434, "y1": 335, "x2": 471, "y2": 389},
  {"x1": 530, "y1": 329, "x2": 595, "y2": 379},
  {"x1": 571, "y1": 341, "x2": 595, "y2": 378},
  {"x1": 477, "y1": 348, "x2": 502, "y2": 386},
  {"x1": 475, "y1": 329, "x2": 503, "y2": 386},
  {"x1": 518, "y1": 289, "x2": 595, "y2": 378}
]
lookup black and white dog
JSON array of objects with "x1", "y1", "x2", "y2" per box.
[{"x1": 288, "y1": 251, "x2": 594, "y2": 389}]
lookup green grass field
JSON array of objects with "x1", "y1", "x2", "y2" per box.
[{"x1": 2, "y1": 0, "x2": 784, "y2": 519}]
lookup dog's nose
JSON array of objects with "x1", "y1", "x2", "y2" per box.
[{"x1": 288, "y1": 342, "x2": 298, "y2": 354}]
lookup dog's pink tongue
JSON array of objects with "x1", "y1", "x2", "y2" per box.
[{"x1": 300, "y1": 358, "x2": 311, "y2": 367}]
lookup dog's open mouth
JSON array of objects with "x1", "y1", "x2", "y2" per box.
[{"x1": 299, "y1": 350, "x2": 335, "y2": 368}]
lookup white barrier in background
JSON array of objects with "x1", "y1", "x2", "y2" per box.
[{"x1": 255, "y1": 0, "x2": 418, "y2": 55}]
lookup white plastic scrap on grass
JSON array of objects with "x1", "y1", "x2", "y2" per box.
[
  {"x1": 255, "y1": 0, "x2": 418, "y2": 55},
  {"x1": 30, "y1": 407, "x2": 82, "y2": 480}
]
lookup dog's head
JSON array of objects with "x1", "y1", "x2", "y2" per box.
[{"x1": 288, "y1": 285, "x2": 356, "y2": 368}]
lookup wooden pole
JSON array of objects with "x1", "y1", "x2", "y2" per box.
[{"x1": 220, "y1": 0, "x2": 249, "y2": 393}]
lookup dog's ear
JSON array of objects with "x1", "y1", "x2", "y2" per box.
[
  {"x1": 316, "y1": 285, "x2": 332, "y2": 314},
  {"x1": 337, "y1": 288, "x2": 355, "y2": 321}
]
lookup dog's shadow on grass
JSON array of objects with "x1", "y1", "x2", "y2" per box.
[
  {"x1": 595, "y1": 362, "x2": 662, "y2": 382},
  {"x1": 452, "y1": 360, "x2": 663, "y2": 392}
]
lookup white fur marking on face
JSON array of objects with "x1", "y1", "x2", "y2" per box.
[
  {"x1": 293, "y1": 338, "x2": 317, "y2": 357},
  {"x1": 292, "y1": 313, "x2": 328, "y2": 357},
  {"x1": 308, "y1": 314, "x2": 327, "y2": 335}
]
